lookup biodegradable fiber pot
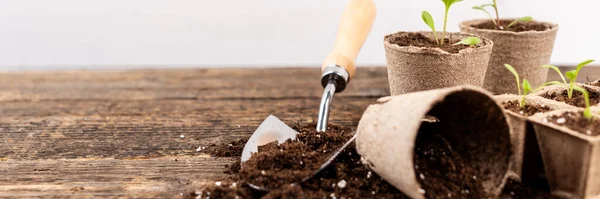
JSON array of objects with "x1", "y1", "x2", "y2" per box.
[
  {"x1": 460, "y1": 19, "x2": 559, "y2": 94},
  {"x1": 356, "y1": 85, "x2": 511, "y2": 199},
  {"x1": 529, "y1": 109, "x2": 600, "y2": 198},
  {"x1": 384, "y1": 32, "x2": 493, "y2": 95},
  {"x1": 493, "y1": 95, "x2": 576, "y2": 182}
]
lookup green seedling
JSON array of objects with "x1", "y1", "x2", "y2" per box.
[
  {"x1": 472, "y1": 4, "x2": 497, "y2": 26},
  {"x1": 422, "y1": 0, "x2": 463, "y2": 45},
  {"x1": 506, "y1": 63, "x2": 561, "y2": 108},
  {"x1": 572, "y1": 85, "x2": 594, "y2": 121},
  {"x1": 520, "y1": 79, "x2": 532, "y2": 108},
  {"x1": 506, "y1": 16, "x2": 533, "y2": 29},
  {"x1": 472, "y1": 0, "x2": 531, "y2": 29},
  {"x1": 453, "y1": 37, "x2": 481, "y2": 47},
  {"x1": 505, "y1": 64, "x2": 521, "y2": 95},
  {"x1": 421, "y1": 11, "x2": 439, "y2": 45},
  {"x1": 544, "y1": 60, "x2": 595, "y2": 98}
]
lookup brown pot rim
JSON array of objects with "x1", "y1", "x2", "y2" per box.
[
  {"x1": 460, "y1": 19, "x2": 559, "y2": 36},
  {"x1": 383, "y1": 31, "x2": 493, "y2": 55},
  {"x1": 530, "y1": 109, "x2": 600, "y2": 142}
]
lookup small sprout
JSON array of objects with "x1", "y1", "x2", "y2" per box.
[
  {"x1": 504, "y1": 64, "x2": 521, "y2": 95},
  {"x1": 506, "y1": 16, "x2": 533, "y2": 29},
  {"x1": 567, "y1": 60, "x2": 595, "y2": 98},
  {"x1": 572, "y1": 85, "x2": 594, "y2": 121},
  {"x1": 422, "y1": 0, "x2": 463, "y2": 45},
  {"x1": 471, "y1": 0, "x2": 530, "y2": 30},
  {"x1": 440, "y1": 0, "x2": 463, "y2": 45},
  {"x1": 520, "y1": 79, "x2": 532, "y2": 108},
  {"x1": 453, "y1": 37, "x2": 481, "y2": 47},
  {"x1": 472, "y1": 4, "x2": 497, "y2": 26},
  {"x1": 506, "y1": 63, "x2": 560, "y2": 108},
  {"x1": 421, "y1": 11, "x2": 439, "y2": 45}
]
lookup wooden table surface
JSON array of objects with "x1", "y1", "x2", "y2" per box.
[{"x1": 0, "y1": 66, "x2": 598, "y2": 198}]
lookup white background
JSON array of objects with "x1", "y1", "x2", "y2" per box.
[{"x1": 0, "y1": 0, "x2": 596, "y2": 70}]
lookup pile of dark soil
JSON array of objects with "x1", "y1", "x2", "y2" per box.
[
  {"x1": 540, "y1": 88, "x2": 600, "y2": 108},
  {"x1": 472, "y1": 20, "x2": 550, "y2": 32},
  {"x1": 502, "y1": 100, "x2": 553, "y2": 116},
  {"x1": 193, "y1": 123, "x2": 552, "y2": 198},
  {"x1": 548, "y1": 111, "x2": 600, "y2": 136},
  {"x1": 194, "y1": 123, "x2": 408, "y2": 198},
  {"x1": 387, "y1": 32, "x2": 473, "y2": 54}
]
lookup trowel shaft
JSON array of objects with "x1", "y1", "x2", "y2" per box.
[{"x1": 315, "y1": 0, "x2": 376, "y2": 132}]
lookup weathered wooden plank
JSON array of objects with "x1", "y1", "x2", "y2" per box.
[
  {"x1": 0, "y1": 68, "x2": 389, "y2": 101},
  {"x1": 0, "y1": 97, "x2": 370, "y2": 160},
  {"x1": 0, "y1": 156, "x2": 232, "y2": 198},
  {"x1": 0, "y1": 67, "x2": 595, "y2": 102}
]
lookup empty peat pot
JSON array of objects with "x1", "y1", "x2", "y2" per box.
[
  {"x1": 460, "y1": 19, "x2": 558, "y2": 95},
  {"x1": 383, "y1": 31, "x2": 493, "y2": 95},
  {"x1": 530, "y1": 109, "x2": 600, "y2": 198},
  {"x1": 356, "y1": 85, "x2": 511, "y2": 199},
  {"x1": 494, "y1": 94, "x2": 576, "y2": 182}
]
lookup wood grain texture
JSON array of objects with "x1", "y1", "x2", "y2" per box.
[{"x1": 0, "y1": 66, "x2": 597, "y2": 198}]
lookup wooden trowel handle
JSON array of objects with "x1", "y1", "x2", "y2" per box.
[{"x1": 321, "y1": 0, "x2": 376, "y2": 80}]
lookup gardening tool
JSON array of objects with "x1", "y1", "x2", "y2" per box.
[
  {"x1": 240, "y1": 0, "x2": 376, "y2": 191},
  {"x1": 240, "y1": 115, "x2": 358, "y2": 191}
]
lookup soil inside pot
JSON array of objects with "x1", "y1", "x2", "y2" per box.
[
  {"x1": 502, "y1": 100, "x2": 553, "y2": 116},
  {"x1": 387, "y1": 32, "x2": 473, "y2": 54},
  {"x1": 548, "y1": 111, "x2": 600, "y2": 136},
  {"x1": 414, "y1": 121, "x2": 486, "y2": 198},
  {"x1": 472, "y1": 20, "x2": 550, "y2": 32},
  {"x1": 540, "y1": 87, "x2": 600, "y2": 108}
]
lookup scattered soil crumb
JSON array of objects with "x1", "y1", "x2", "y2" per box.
[
  {"x1": 205, "y1": 138, "x2": 249, "y2": 157},
  {"x1": 387, "y1": 32, "x2": 473, "y2": 54},
  {"x1": 472, "y1": 20, "x2": 551, "y2": 32},
  {"x1": 502, "y1": 100, "x2": 553, "y2": 116}
]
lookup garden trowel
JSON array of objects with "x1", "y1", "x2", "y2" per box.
[{"x1": 240, "y1": 0, "x2": 376, "y2": 191}]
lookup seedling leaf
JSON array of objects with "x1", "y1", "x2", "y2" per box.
[
  {"x1": 520, "y1": 79, "x2": 532, "y2": 108},
  {"x1": 453, "y1": 37, "x2": 481, "y2": 46},
  {"x1": 504, "y1": 64, "x2": 521, "y2": 95},
  {"x1": 472, "y1": 5, "x2": 496, "y2": 25},
  {"x1": 421, "y1": 11, "x2": 440, "y2": 45},
  {"x1": 507, "y1": 16, "x2": 533, "y2": 29},
  {"x1": 566, "y1": 59, "x2": 595, "y2": 99},
  {"x1": 541, "y1": 65, "x2": 566, "y2": 84},
  {"x1": 442, "y1": 0, "x2": 463, "y2": 9},
  {"x1": 566, "y1": 70, "x2": 577, "y2": 98},
  {"x1": 575, "y1": 59, "x2": 595, "y2": 75}
]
